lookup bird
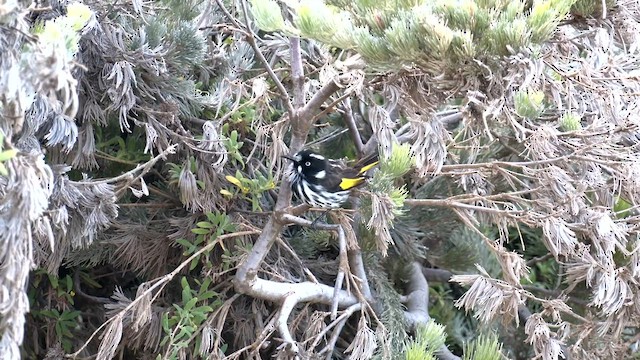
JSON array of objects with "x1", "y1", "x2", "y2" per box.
[{"x1": 282, "y1": 150, "x2": 379, "y2": 208}]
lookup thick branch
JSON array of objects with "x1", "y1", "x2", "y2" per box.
[
  {"x1": 234, "y1": 24, "x2": 310, "y2": 291},
  {"x1": 259, "y1": 278, "x2": 359, "y2": 354},
  {"x1": 290, "y1": 37, "x2": 305, "y2": 111},
  {"x1": 347, "y1": 248, "x2": 372, "y2": 300},
  {"x1": 404, "y1": 262, "x2": 461, "y2": 360},
  {"x1": 302, "y1": 79, "x2": 341, "y2": 120},
  {"x1": 422, "y1": 267, "x2": 455, "y2": 283}
]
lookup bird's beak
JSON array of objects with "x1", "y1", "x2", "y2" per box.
[{"x1": 281, "y1": 155, "x2": 295, "y2": 162}]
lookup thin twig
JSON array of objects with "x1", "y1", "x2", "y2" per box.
[
  {"x1": 333, "y1": 225, "x2": 347, "y2": 319},
  {"x1": 340, "y1": 100, "x2": 364, "y2": 157},
  {"x1": 320, "y1": 304, "x2": 361, "y2": 359},
  {"x1": 216, "y1": 0, "x2": 295, "y2": 118},
  {"x1": 71, "y1": 144, "x2": 177, "y2": 186}
]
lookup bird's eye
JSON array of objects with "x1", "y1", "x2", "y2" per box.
[{"x1": 305, "y1": 161, "x2": 311, "y2": 167}]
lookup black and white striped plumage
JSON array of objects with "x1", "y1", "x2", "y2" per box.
[{"x1": 284, "y1": 150, "x2": 378, "y2": 208}]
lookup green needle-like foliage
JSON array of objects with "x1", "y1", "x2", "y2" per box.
[
  {"x1": 367, "y1": 257, "x2": 409, "y2": 359},
  {"x1": 380, "y1": 143, "x2": 415, "y2": 178},
  {"x1": 404, "y1": 321, "x2": 447, "y2": 360},
  {"x1": 559, "y1": 112, "x2": 582, "y2": 131},
  {"x1": 462, "y1": 333, "x2": 504, "y2": 360},
  {"x1": 253, "y1": 0, "x2": 577, "y2": 72},
  {"x1": 514, "y1": 89, "x2": 546, "y2": 119},
  {"x1": 250, "y1": 0, "x2": 286, "y2": 32}
]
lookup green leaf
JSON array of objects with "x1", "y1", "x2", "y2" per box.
[
  {"x1": 176, "y1": 238, "x2": 193, "y2": 248},
  {"x1": 205, "y1": 212, "x2": 218, "y2": 222},
  {"x1": 39, "y1": 310, "x2": 59, "y2": 318},
  {"x1": 176, "y1": 327, "x2": 191, "y2": 340},
  {"x1": 55, "y1": 322, "x2": 63, "y2": 338},
  {"x1": 198, "y1": 290, "x2": 216, "y2": 301},
  {"x1": 59, "y1": 322, "x2": 73, "y2": 337},
  {"x1": 189, "y1": 257, "x2": 200, "y2": 271},
  {"x1": 194, "y1": 305, "x2": 214, "y2": 313},
  {"x1": 48, "y1": 274, "x2": 59, "y2": 289},
  {"x1": 181, "y1": 278, "x2": 192, "y2": 302},
  {"x1": 65, "y1": 275, "x2": 73, "y2": 291},
  {"x1": 60, "y1": 310, "x2": 81, "y2": 321},
  {"x1": 184, "y1": 297, "x2": 199, "y2": 312},
  {"x1": 191, "y1": 228, "x2": 210, "y2": 235},
  {"x1": 196, "y1": 221, "x2": 214, "y2": 229}
]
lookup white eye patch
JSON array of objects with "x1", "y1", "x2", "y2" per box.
[
  {"x1": 309, "y1": 153, "x2": 325, "y2": 160},
  {"x1": 314, "y1": 170, "x2": 326, "y2": 179}
]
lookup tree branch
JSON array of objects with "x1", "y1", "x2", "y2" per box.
[
  {"x1": 256, "y1": 277, "x2": 359, "y2": 355},
  {"x1": 230, "y1": 3, "x2": 359, "y2": 355},
  {"x1": 404, "y1": 262, "x2": 461, "y2": 360},
  {"x1": 422, "y1": 267, "x2": 455, "y2": 283},
  {"x1": 340, "y1": 100, "x2": 364, "y2": 157}
]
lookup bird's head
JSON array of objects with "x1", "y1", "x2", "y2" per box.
[{"x1": 282, "y1": 150, "x2": 327, "y2": 180}]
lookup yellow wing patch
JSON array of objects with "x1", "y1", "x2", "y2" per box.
[
  {"x1": 339, "y1": 177, "x2": 365, "y2": 190},
  {"x1": 358, "y1": 161, "x2": 379, "y2": 174},
  {"x1": 339, "y1": 160, "x2": 378, "y2": 190}
]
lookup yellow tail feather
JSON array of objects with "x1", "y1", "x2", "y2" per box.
[
  {"x1": 358, "y1": 161, "x2": 379, "y2": 174},
  {"x1": 339, "y1": 177, "x2": 365, "y2": 190}
]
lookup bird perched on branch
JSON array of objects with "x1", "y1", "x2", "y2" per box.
[{"x1": 283, "y1": 150, "x2": 379, "y2": 208}]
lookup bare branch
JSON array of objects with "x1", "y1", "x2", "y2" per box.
[
  {"x1": 404, "y1": 197, "x2": 528, "y2": 216},
  {"x1": 290, "y1": 37, "x2": 305, "y2": 111},
  {"x1": 422, "y1": 267, "x2": 455, "y2": 283},
  {"x1": 404, "y1": 262, "x2": 461, "y2": 360},
  {"x1": 333, "y1": 223, "x2": 347, "y2": 319},
  {"x1": 340, "y1": 100, "x2": 364, "y2": 157}
]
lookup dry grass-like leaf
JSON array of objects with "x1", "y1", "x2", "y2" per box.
[
  {"x1": 344, "y1": 317, "x2": 377, "y2": 360},
  {"x1": 96, "y1": 315, "x2": 124, "y2": 360},
  {"x1": 452, "y1": 265, "x2": 524, "y2": 326},
  {"x1": 366, "y1": 192, "x2": 396, "y2": 256},
  {"x1": 524, "y1": 313, "x2": 564, "y2": 360}
]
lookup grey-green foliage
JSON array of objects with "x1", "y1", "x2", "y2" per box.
[
  {"x1": 73, "y1": 0, "x2": 208, "y2": 146},
  {"x1": 0, "y1": 2, "x2": 92, "y2": 357},
  {"x1": 367, "y1": 257, "x2": 408, "y2": 359},
  {"x1": 252, "y1": 0, "x2": 577, "y2": 71},
  {"x1": 436, "y1": 226, "x2": 502, "y2": 277}
]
